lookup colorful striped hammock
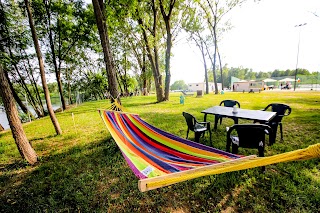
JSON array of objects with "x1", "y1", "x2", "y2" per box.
[{"x1": 99, "y1": 110, "x2": 320, "y2": 192}]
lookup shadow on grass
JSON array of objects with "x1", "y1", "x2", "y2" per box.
[
  {"x1": 0, "y1": 112, "x2": 251, "y2": 212},
  {"x1": 0, "y1": 137, "x2": 125, "y2": 212},
  {"x1": 1, "y1": 101, "x2": 319, "y2": 212},
  {"x1": 29, "y1": 134, "x2": 57, "y2": 143},
  {"x1": 0, "y1": 161, "x2": 29, "y2": 173},
  {"x1": 122, "y1": 101, "x2": 158, "y2": 108}
]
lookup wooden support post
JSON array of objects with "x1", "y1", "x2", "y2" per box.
[{"x1": 138, "y1": 155, "x2": 257, "y2": 192}]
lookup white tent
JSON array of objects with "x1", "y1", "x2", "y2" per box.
[
  {"x1": 279, "y1": 78, "x2": 296, "y2": 82},
  {"x1": 263, "y1": 78, "x2": 277, "y2": 82}
]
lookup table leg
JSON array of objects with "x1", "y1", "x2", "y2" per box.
[
  {"x1": 233, "y1": 117, "x2": 239, "y2": 124},
  {"x1": 214, "y1": 115, "x2": 219, "y2": 130},
  {"x1": 226, "y1": 138, "x2": 231, "y2": 152},
  {"x1": 207, "y1": 122, "x2": 212, "y2": 146}
]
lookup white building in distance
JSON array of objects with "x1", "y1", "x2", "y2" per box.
[{"x1": 187, "y1": 82, "x2": 222, "y2": 93}]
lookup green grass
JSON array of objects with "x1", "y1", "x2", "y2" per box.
[{"x1": 0, "y1": 91, "x2": 319, "y2": 212}]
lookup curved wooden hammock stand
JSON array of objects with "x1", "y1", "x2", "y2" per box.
[{"x1": 99, "y1": 110, "x2": 319, "y2": 192}]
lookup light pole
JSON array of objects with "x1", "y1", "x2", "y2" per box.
[{"x1": 294, "y1": 23, "x2": 307, "y2": 91}]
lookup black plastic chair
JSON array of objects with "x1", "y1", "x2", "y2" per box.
[
  {"x1": 218, "y1": 100, "x2": 241, "y2": 125},
  {"x1": 182, "y1": 112, "x2": 212, "y2": 145},
  {"x1": 226, "y1": 124, "x2": 272, "y2": 171},
  {"x1": 262, "y1": 103, "x2": 291, "y2": 144}
]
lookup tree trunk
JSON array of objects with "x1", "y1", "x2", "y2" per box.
[
  {"x1": 192, "y1": 32, "x2": 209, "y2": 94},
  {"x1": 204, "y1": 40, "x2": 218, "y2": 94},
  {"x1": 3, "y1": 70, "x2": 30, "y2": 115},
  {"x1": 66, "y1": 67, "x2": 73, "y2": 104},
  {"x1": 23, "y1": 60, "x2": 44, "y2": 116},
  {"x1": 160, "y1": 0, "x2": 176, "y2": 101},
  {"x1": 142, "y1": 52, "x2": 147, "y2": 95},
  {"x1": 0, "y1": 65, "x2": 38, "y2": 165},
  {"x1": 200, "y1": 42, "x2": 209, "y2": 94},
  {"x1": 23, "y1": 49, "x2": 45, "y2": 114},
  {"x1": 129, "y1": 40, "x2": 148, "y2": 96},
  {"x1": 163, "y1": 22, "x2": 172, "y2": 101},
  {"x1": 137, "y1": 18, "x2": 164, "y2": 102},
  {"x1": 92, "y1": 0, "x2": 120, "y2": 103},
  {"x1": 212, "y1": 15, "x2": 218, "y2": 94},
  {"x1": 136, "y1": 0, "x2": 165, "y2": 102},
  {"x1": 43, "y1": 0, "x2": 67, "y2": 110},
  {"x1": 212, "y1": 45, "x2": 218, "y2": 94},
  {"x1": 0, "y1": 4, "x2": 33, "y2": 117},
  {"x1": 217, "y1": 46, "x2": 224, "y2": 90},
  {"x1": 13, "y1": 65, "x2": 43, "y2": 117},
  {"x1": 25, "y1": 0, "x2": 62, "y2": 135}
]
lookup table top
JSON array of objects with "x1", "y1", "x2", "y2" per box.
[{"x1": 201, "y1": 106, "x2": 276, "y2": 122}]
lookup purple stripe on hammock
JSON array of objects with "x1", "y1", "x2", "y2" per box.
[
  {"x1": 106, "y1": 111, "x2": 181, "y2": 173},
  {"x1": 121, "y1": 114, "x2": 213, "y2": 166},
  {"x1": 134, "y1": 115, "x2": 240, "y2": 159},
  {"x1": 121, "y1": 150, "x2": 147, "y2": 179}
]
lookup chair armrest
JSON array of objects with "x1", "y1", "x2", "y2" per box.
[
  {"x1": 197, "y1": 121, "x2": 211, "y2": 132},
  {"x1": 198, "y1": 121, "x2": 210, "y2": 125},
  {"x1": 284, "y1": 108, "x2": 292, "y2": 116},
  {"x1": 198, "y1": 121, "x2": 211, "y2": 129},
  {"x1": 263, "y1": 104, "x2": 272, "y2": 111}
]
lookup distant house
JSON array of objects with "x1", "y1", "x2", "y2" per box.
[
  {"x1": 187, "y1": 82, "x2": 222, "y2": 93},
  {"x1": 233, "y1": 81, "x2": 264, "y2": 92}
]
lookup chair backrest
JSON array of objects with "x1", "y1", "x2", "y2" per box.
[
  {"x1": 264, "y1": 103, "x2": 291, "y2": 123},
  {"x1": 227, "y1": 124, "x2": 272, "y2": 149},
  {"x1": 182, "y1": 112, "x2": 196, "y2": 131},
  {"x1": 220, "y1": 100, "x2": 240, "y2": 108}
]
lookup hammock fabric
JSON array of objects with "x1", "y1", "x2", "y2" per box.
[{"x1": 99, "y1": 110, "x2": 320, "y2": 192}]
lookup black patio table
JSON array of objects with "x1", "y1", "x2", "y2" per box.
[{"x1": 201, "y1": 106, "x2": 277, "y2": 130}]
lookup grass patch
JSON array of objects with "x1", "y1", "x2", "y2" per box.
[{"x1": 0, "y1": 91, "x2": 319, "y2": 212}]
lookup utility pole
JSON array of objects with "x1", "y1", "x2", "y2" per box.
[{"x1": 294, "y1": 23, "x2": 307, "y2": 91}]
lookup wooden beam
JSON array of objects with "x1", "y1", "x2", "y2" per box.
[{"x1": 138, "y1": 155, "x2": 257, "y2": 192}]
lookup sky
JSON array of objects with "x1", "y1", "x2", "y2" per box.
[{"x1": 171, "y1": 0, "x2": 320, "y2": 84}]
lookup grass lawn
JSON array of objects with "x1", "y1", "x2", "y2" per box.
[{"x1": 0, "y1": 91, "x2": 319, "y2": 212}]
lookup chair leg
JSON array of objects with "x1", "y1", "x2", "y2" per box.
[
  {"x1": 280, "y1": 123, "x2": 283, "y2": 141},
  {"x1": 201, "y1": 132, "x2": 205, "y2": 138},
  {"x1": 270, "y1": 124, "x2": 278, "y2": 145},
  {"x1": 195, "y1": 132, "x2": 201, "y2": 142},
  {"x1": 258, "y1": 147, "x2": 265, "y2": 172},
  {"x1": 186, "y1": 129, "x2": 189, "y2": 139},
  {"x1": 226, "y1": 138, "x2": 231, "y2": 152},
  {"x1": 231, "y1": 144, "x2": 239, "y2": 154}
]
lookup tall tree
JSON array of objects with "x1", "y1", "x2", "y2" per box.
[
  {"x1": 42, "y1": 0, "x2": 66, "y2": 110},
  {"x1": 199, "y1": 0, "x2": 244, "y2": 93},
  {"x1": 182, "y1": 3, "x2": 211, "y2": 94},
  {"x1": 92, "y1": 0, "x2": 120, "y2": 103},
  {"x1": 24, "y1": 0, "x2": 62, "y2": 135},
  {"x1": 0, "y1": 0, "x2": 37, "y2": 117},
  {"x1": 0, "y1": 65, "x2": 37, "y2": 165},
  {"x1": 136, "y1": 0, "x2": 165, "y2": 102},
  {"x1": 34, "y1": 0, "x2": 96, "y2": 110},
  {"x1": 128, "y1": 33, "x2": 152, "y2": 95},
  {"x1": 159, "y1": 0, "x2": 176, "y2": 100}
]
